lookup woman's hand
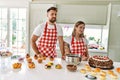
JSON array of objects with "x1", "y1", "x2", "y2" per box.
[{"x1": 82, "y1": 55, "x2": 88, "y2": 61}]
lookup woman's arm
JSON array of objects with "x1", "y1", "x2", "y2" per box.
[{"x1": 82, "y1": 45, "x2": 89, "y2": 61}]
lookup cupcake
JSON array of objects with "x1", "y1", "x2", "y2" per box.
[
  {"x1": 26, "y1": 53, "x2": 30, "y2": 59},
  {"x1": 27, "y1": 57, "x2": 32, "y2": 63},
  {"x1": 49, "y1": 56, "x2": 54, "y2": 61},
  {"x1": 38, "y1": 58, "x2": 42, "y2": 63}
]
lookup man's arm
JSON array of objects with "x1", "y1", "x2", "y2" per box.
[
  {"x1": 64, "y1": 41, "x2": 71, "y2": 55},
  {"x1": 31, "y1": 35, "x2": 40, "y2": 54},
  {"x1": 58, "y1": 36, "x2": 65, "y2": 58}
]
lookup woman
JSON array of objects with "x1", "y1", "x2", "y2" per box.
[{"x1": 64, "y1": 21, "x2": 89, "y2": 61}]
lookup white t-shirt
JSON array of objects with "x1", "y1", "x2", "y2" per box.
[
  {"x1": 64, "y1": 36, "x2": 88, "y2": 49},
  {"x1": 32, "y1": 22, "x2": 63, "y2": 37}
]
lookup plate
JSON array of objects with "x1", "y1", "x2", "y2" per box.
[
  {"x1": 89, "y1": 64, "x2": 114, "y2": 70},
  {"x1": 85, "y1": 74, "x2": 97, "y2": 80},
  {"x1": 12, "y1": 68, "x2": 21, "y2": 72}
]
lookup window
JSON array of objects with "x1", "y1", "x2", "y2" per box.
[{"x1": 0, "y1": 8, "x2": 27, "y2": 54}]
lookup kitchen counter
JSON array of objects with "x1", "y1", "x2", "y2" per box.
[{"x1": 0, "y1": 58, "x2": 120, "y2": 80}]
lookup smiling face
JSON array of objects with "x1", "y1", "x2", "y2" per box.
[
  {"x1": 75, "y1": 24, "x2": 85, "y2": 35},
  {"x1": 47, "y1": 10, "x2": 57, "y2": 23}
]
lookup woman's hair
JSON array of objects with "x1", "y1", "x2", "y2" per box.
[{"x1": 72, "y1": 21, "x2": 85, "y2": 37}]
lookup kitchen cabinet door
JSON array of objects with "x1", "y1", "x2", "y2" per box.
[{"x1": 57, "y1": 4, "x2": 108, "y2": 25}]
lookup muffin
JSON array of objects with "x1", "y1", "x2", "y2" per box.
[
  {"x1": 34, "y1": 54, "x2": 38, "y2": 60},
  {"x1": 38, "y1": 58, "x2": 42, "y2": 63}
]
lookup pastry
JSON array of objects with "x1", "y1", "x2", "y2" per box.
[
  {"x1": 90, "y1": 70, "x2": 97, "y2": 76},
  {"x1": 13, "y1": 62, "x2": 22, "y2": 69},
  {"x1": 45, "y1": 64, "x2": 51, "y2": 69},
  {"x1": 99, "y1": 74, "x2": 106, "y2": 80},
  {"x1": 55, "y1": 64, "x2": 62, "y2": 69},
  {"x1": 48, "y1": 62, "x2": 54, "y2": 66},
  {"x1": 110, "y1": 73, "x2": 118, "y2": 79},
  {"x1": 26, "y1": 53, "x2": 30, "y2": 59},
  {"x1": 28, "y1": 62, "x2": 35, "y2": 69},
  {"x1": 27, "y1": 57, "x2": 32, "y2": 63},
  {"x1": 38, "y1": 58, "x2": 42, "y2": 63},
  {"x1": 80, "y1": 69, "x2": 86, "y2": 74},
  {"x1": 85, "y1": 64, "x2": 91, "y2": 71},
  {"x1": 116, "y1": 67, "x2": 120, "y2": 73},
  {"x1": 100, "y1": 71, "x2": 106, "y2": 76},
  {"x1": 94, "y1": 68, "x2": 101, "y2": 73},
  {"x1": 107, "y1": 70, "x2": 114, "y2": 75},
  {"x1": 34, "y1": 54, "x2": 38, "y2": 60}
]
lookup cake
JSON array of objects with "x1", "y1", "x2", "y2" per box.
[{"x1": 88, "y1": 55, "x2": 113, "y2": 69}]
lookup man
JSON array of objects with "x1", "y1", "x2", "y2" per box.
[{"x1": 31, "y1": 7, "x2": 65, "y2": 59}]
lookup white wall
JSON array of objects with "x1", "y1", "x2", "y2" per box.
[
  {"x1": 108, "y1": 4, "x2": 120, "y2": 62},
  {"x1": 0, "y1": 0, "x2": 30, "y2": 7}
]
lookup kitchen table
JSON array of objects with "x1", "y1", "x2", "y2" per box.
[{"x1": 0, "y1": 58, "x2": 120, "y2": 80}]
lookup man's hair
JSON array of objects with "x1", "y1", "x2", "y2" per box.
[{"x1": 47, "y1": 7, "x2": 57, "y2": 12}]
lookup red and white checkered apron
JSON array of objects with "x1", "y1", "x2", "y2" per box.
[
  {"x1": 38, "y1": 22, "x2": 57, "y2": 57},
  {"x1": 71, "y1": 36, "x2": 86, "y2": 56}
]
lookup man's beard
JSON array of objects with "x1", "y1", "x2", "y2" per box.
[{"x1": 49, "y1": 18, "x2": 56, "y2": 23}]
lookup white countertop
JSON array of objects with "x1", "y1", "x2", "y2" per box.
[{"x1": 0, "y1": 58, "x2": 120, "y2": 80}]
